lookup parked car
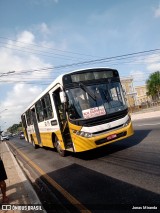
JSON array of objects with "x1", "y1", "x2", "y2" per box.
[
  {"x1": 19, "y1": 132, "x2": 25, "y2": 139},
  {"x1": 1, "y1": 135, "x2": 9, "y2": 141}
]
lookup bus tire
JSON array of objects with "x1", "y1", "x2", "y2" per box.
[{"x1": 54, "y1": 136, "x2": 65, "y2": 157}]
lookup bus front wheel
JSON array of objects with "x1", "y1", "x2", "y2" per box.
[{"x1": 54, "y1": 136, "x2": 65, "y2": 157}]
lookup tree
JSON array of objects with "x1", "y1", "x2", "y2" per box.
[
  {"x1": 7, "y1": 122, "x2": 22, "y2": 134},
  {"x1": 146, "y1": 71, "x2": 160, "y2": 101}
]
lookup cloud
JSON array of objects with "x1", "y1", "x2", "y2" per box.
[
  {"x1": 154, "y1": 6, "x2": 160, "y2": 18},
  {"x1": 38, "y1": 23, "x2": 51, "y2": 35},
  {"x1": 128, "y1": 54, "x2": 160, "y2": 84},
  {"x1": 0, "y1": 84, "x2": 42, "y2": 128},
  {"x1": 4, "y1": 84, "x2": 42, "y2": 109},
  {"x1": 144, "y1": 54, "x2": 160, "y2": 72},
  {"x1": 53, "y1": 0, "x2": 58, "y2": 3},
  {"x1": 16, "y1": 31, "x2": 35, "y2": 45},
  {"x1": 130, "y1": 70, "x2": 146, "y2": 82},
  {"x1": 144, "y1": 54, "x2": 160, "y2": 64},
  {"x1": 147, "y1": 63, "x2": 160, "y2": 72},
  {"x1": 0, "y1": 30, "x2": 53, "y2": 83},
  {"x1": 0, "y1": 29, "x2": 54, "y2": 129}
]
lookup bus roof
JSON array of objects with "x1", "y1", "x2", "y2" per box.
[{"x1": 22, "y1": 73, "x2": 64, "y2": 114}]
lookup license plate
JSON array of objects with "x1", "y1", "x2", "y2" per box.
[{"x1": 107, "y1": 134, "x2": 117, "y2": 140}]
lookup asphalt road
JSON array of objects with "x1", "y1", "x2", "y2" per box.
[{"x1": 7, "y1": 117, "x2": 160, "y2": 212}]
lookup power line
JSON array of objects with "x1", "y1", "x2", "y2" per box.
[
  {"x1": 0, "y1": 80, "x2": 49, "y2": 85},
  {"x1": 3, "y1": 47, "x2": 159, "y2": 76},
  {"x1": 0, "y1": 43, "x2": 88, "y2": 61},
  {"x1": 1, "y1": 36, "x2": 160, "y2": 72},
  {"x1": 1, "y1": 47, "x2": 160, "y2": 87},
  {"x1": 0, "y1": 36, "x2": 97, "y2": 59},
  {"x1": 0, "y1": 71, "x2": 15, "y2": 77}
]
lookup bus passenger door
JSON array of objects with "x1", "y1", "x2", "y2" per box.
[
  {"x1": 52, "y1": 88, "x2": 73, "y2": 150},
  {"x1": 31, "y1": 108, "x2": 42, "y2": 146}
]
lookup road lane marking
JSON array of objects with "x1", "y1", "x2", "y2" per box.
[
  {"x1": 9, "y1": 142, "x2": 91, "y2": 213},
  {"x1": 136, "y1": 122, "x2": 160, "y2": 126}
]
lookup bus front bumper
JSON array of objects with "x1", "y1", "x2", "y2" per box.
[{"x1": 71, "y1": 122, "x2": 134, "y2": 152}]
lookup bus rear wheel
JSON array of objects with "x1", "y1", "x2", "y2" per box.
[{"x1": 54, "y1": 136, "x2": 65, "y2": 157}]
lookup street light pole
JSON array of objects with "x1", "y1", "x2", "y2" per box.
[{"x1": 0, "y1": 109, "x2": 8, "y2": 135}]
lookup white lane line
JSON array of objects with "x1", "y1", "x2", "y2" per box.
[{"x1": 136, "y1": 122, "x2": 160, "y2": 126}]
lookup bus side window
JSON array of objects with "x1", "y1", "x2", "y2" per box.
[
  {"x1": 35, "y1": 100, "x2": 44, "y2": 122},
  {"x1": 41, "y1": 94, "x2": 53, "y2": 120},
  {"x1": 26, "y1": 110, "x2": 32, "y2": 126}
]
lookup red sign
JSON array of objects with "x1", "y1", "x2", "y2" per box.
[{"x1": 107, "y1": 134, "x2": 117, "y2": 140}]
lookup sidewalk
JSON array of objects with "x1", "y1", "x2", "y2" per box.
[
  {"x1": 130, "y1": 106, "x2": 160, "y2": 120},
  {"x1": 0, "y1": 142, "x2": 44, "y2": 213}
]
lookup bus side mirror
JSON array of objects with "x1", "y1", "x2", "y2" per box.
[{"x1": 60, "y1": 91, "x2": 67, "y2": 103}]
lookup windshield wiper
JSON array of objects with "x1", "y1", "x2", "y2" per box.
[{"x1": 79, "y1": 82, "x2": 97, "y2": 101}]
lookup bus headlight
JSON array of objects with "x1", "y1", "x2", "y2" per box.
[
  {"x1": 73, "y1": 130, "x2": 93, "y2": 138},
  {"x1": 123, "y1": 115, "x2": 131, "y2": 127}
]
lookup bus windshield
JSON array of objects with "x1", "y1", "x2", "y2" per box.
[{"x1": 66, "y1": 82, "x2": 127, "y2": 120}]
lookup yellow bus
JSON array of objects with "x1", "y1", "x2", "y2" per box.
[{"x1": 21, "y1": 68, "x2": 134, "y2": 156}]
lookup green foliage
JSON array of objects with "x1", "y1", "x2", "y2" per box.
[
  {"x1": 146, "y1": 71, "x2": 160, "y2": 101},
  {"x1": 7, "y1": 122, "x2": 22, "y2": 134}
]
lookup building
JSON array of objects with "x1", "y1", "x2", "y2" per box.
[
  {"x1": 135, "y1": 85, "x2": 151, "y2": 106},
  {"x1": 121, "y1": 76, "x2": 152, "y2": 110},
  {"x1": 121, "y1": 77, "x2": 137, "y2": 109}
]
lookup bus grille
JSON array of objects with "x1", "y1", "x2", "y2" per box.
[{"x1": 92, "y1": 124, "x2": 123, "y2": 135}]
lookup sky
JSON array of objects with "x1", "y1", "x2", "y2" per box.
[{"x1": 0, "y1": 0, "x2": 160, "y2": 130}]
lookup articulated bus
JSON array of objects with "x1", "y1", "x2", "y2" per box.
[{"x1": 21, "y1": 68, "x2": 134, "y2": 156}]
